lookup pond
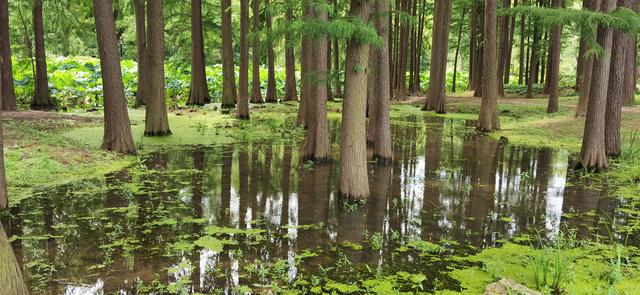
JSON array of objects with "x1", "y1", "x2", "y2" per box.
[{"x1": 1, "y1": 116, "x2": 636, "y2": 294}]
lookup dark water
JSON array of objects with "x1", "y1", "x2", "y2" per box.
[{"x1": 1, "y1": 116, "x2": 635, "y2": 294}]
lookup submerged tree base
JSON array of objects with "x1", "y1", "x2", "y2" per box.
[
  {"x1": 373, "y1": 155, "x2": 393, "y2": 165},
  {"x1": 221, "y1": 103, "x2": 235, "y2": 109},
  {"x1": 144, "y1": 130, "x2": 172, "y2": 137}
]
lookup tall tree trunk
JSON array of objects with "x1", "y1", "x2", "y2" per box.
[
  {"x1": 526, "y1": 22, "x2": 540, "y2": 98},
  {"x1": 0, "y1": 0, "x2": 16, "y2": 111},
  {"x1": 546, "y1": 0, "x2": 562, "y2": 113},
  {"x1": 497, "y1": 0, "x2": 510, "y2": 96},
  {"x1": 327, "y1": 37, "x2": 334, "y2": 101},
  {"x1": 0, "y1": 59, "x2": 6, "y2": 208},
  {"x1": 371, "y1": 0, "x2": 393, "y2": 164},
  {"x1": 473, "y1": 1, "x2": 484, "y2": 97},
  {"x1": 265, "y1": 0, "x2": 277, "y2": 102},
  {"x1": 333, "y1": 39, "x2": 342, "y2": 97},
  {"x1": 144, "y1": 0, "x2": 171, "y2": 136},
  {"x1": 425, "y1": 0, "x2": 452, "y2": 113},
  {"x1": 623, "y1": 0, "x2": 638, "y2": 106},
  {"x1": 576, "y1": 0, "x2": 599, "y2": 116},
  {"x1": 0, "y1": 226, "x2": 28, "y2": 294},
  {"x1": 580, "y1": 0, "x2": 615, "y2": 171},
  {"x1": 452, "y1": 7, "x2": 467, "y2": 93},
  {"x1": 238, "y1": 0, "x2": 250, "y2": 119},
  {"x1": 469, "y1": 0, "x2": 479, "y2": 90},
  {"x1": 477, "y1": 0, "x2": 500, "y2": 131},
  {"x1": 251, "y1": 0, "x2": 263, "y2": 103},
  {"x1": 517, "y1": 10, "x2": 526, "y2": 85},
  {"x1": 341, "y1": 0, "x2": 372, "y2": 198},
  {"x1": 221, "y1": 0, "x2": 237, "y2": 108},
  {"x1": 94, "y1": 0, "x2": 136, "y2": 154},
  {"x1": 187, "y1": 0, "x2": 209, "y2": 106},
  {"x1": 284, "y1": 3, "x2": 298, "y2": 101},
  {"x1": 134, "y1": 0, "x2": 149, "y2": 107},
  {"x1": 395, "y1": 0, "x2": 410, "y2": 100},
  {"x1": 504, "y1": 0, "x2": 517, "y2": 85},
  {"x1": 31, "y1": 0, "x2": 55, "y2": 110}
]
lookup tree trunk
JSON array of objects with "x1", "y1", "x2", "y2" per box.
[
  {"x1": 0, "y1": 60, "x2": 6, "y2": 208},
  {"x1": 284, "y1": 4, "x2": 298, "y2": 101},
  {"x1": 504, "y1": 0, "x2": 517, "y2": 85},
  {"x1": 0, "y1": 226, "x2": 28, "y2": 294},
  {"x1": 251, "y1": 0, "x2": 263, "y2": 103},
  {"x1": 452, "y1": 7, "x2": 467, "y2": 93},
  {"x1": 517, "y1": 11, "x2": 526, "y2": 85},
  {"x1": 334, "y1": 39, "x2": 342, "y2": 97},
  {"x1": 187, "y1": 0, "x2": 209, "y2": 106},
  {"x1": 31, "y1": 0, "x2": 55, "y2": 110},
  {"x1": 144, "y1": 0, "x2": 171, "y2": 136},
  {"x1": 576, "y1": 0, "x2": 590, "y2": 90},
  {"x1": 580, "y1": 0, "x2": 615, "y2": 171},
  {"x1": 134, "y1": 0, "x2": 149, "y2": 107},
  {"x1": 238, "y1": 0, "x2": 250, "y2": 119},
  {"x1": 94, "y1": 0, "x2": 136, "y2": 154},
  {"x1": 394, "y1": 0, "x2": 410, "y2": 100},
  {"x1": 497, "y1": 0, "x2": 510, "y2": 96},
  {"x1": 469, "y1": 0, "x2": 479, "y2": 90},
  {"x1": 371, "y1": 0, "x2": 393, "y2": 164},
  {"x1": 265, "y1": 0, "x2": 277, "y2": 102},
  {"x1": 473, "y1": 1, "x2": 484, "y2": 97},
  {"x1": 623, "y1": 0, "x2": 638, "y2": 106},
  {"x1": 546, "y1": 0, "x2": 562, "y2": 113},
  {"x1": 526, "y1": 22, "x2": 540, "y2": 98},
  {"x1": 327, "y1": 37, "x2": 334, "y2": 101},
  {"x1": 341, "y1": 0, "x2": 372, "y2": 198},
  {"x1": 477, "y1": 0, "x2": 500, "y2": 131},
  {"x1": 0, "y1": 0, "x2": 16, "y2": 111},
  {"x1": 576, "y1": 0, "x2": 599, "y2": 116},
  {"x1": 221, "y1": 0, "x2": 237, "y2": 108},
  {"x1": 425, "y1": 0, "x2": 452, "y2": 113}
]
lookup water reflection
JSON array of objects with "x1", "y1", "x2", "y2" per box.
[{"x1": 2, "y1": 115, "x2": 633, "y2": 293}]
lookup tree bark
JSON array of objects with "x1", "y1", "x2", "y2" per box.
[
  {"x1": 473, "y1": 1, "x2": 484, "y2": 97},
  {"x1": 134, "y1": 0, "x2": 149, "y2": 107},
  {"x1": 0, "y1": 0, "x2": 16, "y2": 111},
  {"x1": 576, "y1": 0, "x2": 599, "y2": 116},
  {"x1": 31, "y1": 0, "x2": 55, "y2": 110},
  {"x1": 546, "y1": 0, "x2": 562, "y2": 114},
  {"x1": 221, "y1": 0, "x2": 237, "y2": 108},
  {"x1": 265, "y1": 0, "x2": 277, "y2": 102},
  {"x1": 580, "y1": 0, "x2": 616, "y2": 171},
  {"x1": 425, "y1": 0, "x2": 452, "y2": 113},
  {"x1": 477, "y1": 0, "x2": 500, "y2": 131},
  {"x1": 0, "y1": 59, "x2": 6, "y2": 208},
  {"x1": 238, "y1": 0, "x2": 250, "y2": 119},
  {"x1": 497, "y1": 0, "x2": 510, "y2": 96},
  {"x1": 251, "y1": 0, "x2": 263, "y2": 103},
  {"x1": 517, "y1": 10, "x2": 526, "y2": 85},
  {"x1": 452, "y1": 7, "x2": 467, "y2": 93},
  {"x1": 526, "y1": 22, "x2": 540, "y2": 98},
  {"x1": 623, "y1": 0, "x2": 638, "y2": 106},
  {"x1": 144, "y1": 0, "x2": 171, "y2": 136},
  {"x1": 504, "y1": 0, "x2": 517, "y2": 84},
  {"x1": 94, "y1": 0, "x2": 136, "y2": 154},
  {"x1": 394, "y1": 0, "x2": 410, "y2": 100},
  {"x1": 187, "y1": 0, "x2": 209, "y2": 106},
  {"x1": 371, "y1": 0, "x2": 393, "y2": 164},
  {"x1": 284, "y1": 4, "x2": 298, "y2": 101},
  {"x1": 340, "y1": 0, "x2": 372, "y2": 198},
  {"x1": 0, "y1": 226, "x2": 28, "y2": 294}
]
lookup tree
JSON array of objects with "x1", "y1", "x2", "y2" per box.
[
  {"x1": 0, "y1": 226, "x2": 28, "y2": 295},
  {"x1": 238, "y1": 0, "x2": 250, "y2": 119},
  {"x1": 284, "y1": 1, "x2": 298, "y2": 101},
  {"x1": 546, "y1": 0, "x2": 562, "y2": 113},
  {"x1": 31, "y1": 0, "x2": 55, "y2": 110},
  {"x1": 265, "y1": 0, "x2": 277, "y2": 103},
  {"x1": 221, "y1": 0, "x2": 237, "y2": 108},
  {"x1": 424, "y1": 0, "x2": 452, "y2": 113},
  {"x1": 187, "y1": 0, "x2": 209, "y2": 106},
  {"x1": 477, "y1": 0, "x2": 500, "y2": 132},
  {"x1": 526, "y1": 18, "x2": 540, "y2": 99},
  {"x1": 0, "y1": 0, "x2": 16, "y2": 111},
  {"x1": 251, "y1": 0, "x2": 263, "y2": 104},
  {"x1": 144, "y1": 0, "x2": 171, "y2": 136},
  {"x1": 134, "y1": 0, "x2": 149, "y2": 107},
  {"x1": 340, "y1": 0, "x2": 372, "y2": 198},
  {"x1": 452, "y1": 5, "x2": 467, "y2": 93},
  {"x1": 580, "y1": 0, "x2": 616, "y2": 171},
  {"x1": 0, "y1": 60, "x2": 6, "y2": 208},
  {"x1": 370, "y1": 0, "x2": 393, "y2": 164},
  {"x1": 93, "y1": 0, "x2": 136, "y2": 154}
]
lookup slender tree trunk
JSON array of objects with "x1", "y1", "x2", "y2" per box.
[
  {"x1": 134, "y1": 0, "x2": 149, "y2": 107},
  {"x1": 238, "y1": 0, "x2": 250, "y2": 119},
  {"x1": 425, "y1": 0, "x2": 452, "y2": 113},
  {"x1": 580, "y1": 0, "x2": 615, "y2": 171},
  {"x1": 94, "y1": 0, "x2": 136, "y2": 154},
  {"x1": 504, "y1": 0, "x2": 517, "y2": 84},
  {"x1": 187, "y1": 0, "x2": 209, "y2": 106},
  {"x1": 469, "y1": 0, "x2": 479, "y2": 90},
  {"x1": 526, "y1": 22, "x2": 540, "y2": 98},
  {"x1": 546, "y1": 0, "x2": 562, "y2": 113},
  {"x1": 327, "y1": 37, "x2": 334, "y2": 101},
  {"x1": 341, "y1": 0, "x2": 372, "y2": 198},
  {"x1": 144, "y1": 0, "x2": 171, "y2": 136},
  {"x1": 0, "y1": 59, "x2": 6, "y2": 208},
  {"x1": 371, "y1": 0, "x2": 393, "y2": 164},
  {"x1": 251, "y1": 0, "x2": 263, "y2": 103},
  {"x1": 517, "y1": 11, "x2": 526, "y2": 85},
  {"x1": 452, "y1": 7, "x2": 467, "y2": 93},
  {"x1": 576, "y1": 0, "x2": 590, "y2": 89},
  {"x1": 333, "y1": 39, "x2": 342, "y2": 97},
  {"x1": 284, "y1": 3, "x2": 298, "y2": 101},
  {"x1": 0, "y1": 226, "x2": 28, "y2": 294},
  {"x1": 265, "y1": 0, "x2": 277, "y2": 102},
  {"x1": 473, "y1": 1, "x2": 484, "y2": 97},
  {"x1": 31, "y1": 0, "x2": 55, "y2": 110},
  {"x1": 0, "y1": 0, "x2": 16, "y2": 111},
  {"x1": 497, "y1": 0, "x2": 510, "y2": 96},
  {"x1": 576, "y1": 0, "x2": 599, "y2": 116},
  {"x1": 221, "y1": 0, "x2": 237, "y2": 108},
  {"x1": 477, "y1": 0, "x2": 500, "y2": 131},
  {"x1": 623, "y1": 0, "x2": 638, "y2": 106},
  {"x1": 395, "y1": 0, "x2": 410, "y2": 100}
]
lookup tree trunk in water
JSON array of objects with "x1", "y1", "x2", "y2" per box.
[
  {"x1": 477, "y1": 0, "x2": 500, "y2": 132},
  {"x1": 265, "y1": 0, "x2": 277, "y2": 103},
  {"x1": 251, "y1": 0, "x2": 263, "y2": 103},
  {"x1": 371, "y1": 0, "x2": 393, "y2": 164},
  {"x1": 546, "y1": 0, "x2": 562, "y2": 114},
  {"x1": 0, "y1": 0, "x2": 16, "y2": 111},
  {"x1": 94, "y1": 0, "x2": 136, "y2": 154},
  {"x1": 497, "y1": 0, "x2": 510, "y2": 96},
  {"x1": 341, "y1": 0, "x2": 372, "y2": 198},
  {"x1": 580, "y1": 0, "x2": 615, "y2": 171},
  {"x1": 144, "y1": 0, "x2": 171, "y2": 136},
  {"x1": 452, "y1": 7, "x2": 467, "y2": 93},
  {"x1": 187, "y1": 0, "x2": 209, "y2": 106},
  {"x1": 576, "y1": 0, "x2": 599, "y2": 116},
  {"x1": 425, "y1": 0, "x2": 452, "y2": 113},
  {"x1": 31, "y1": 0, "x2": 55, "y2": 110},
  {"x1": 284, "y1": 4, "x2": 298, "y2": 101},
  {"x1": 0, "y1": 226, "x2": 28, "y2": 294},
  {"x1": 238, "y1": 0, "x2": 250, "y2": 119},
  {"x1": 301, "y1": 2, "x2": 331, "y2": 161},
  {"x1": 221, "y1": 0, "x2": 237, "y2": 108},
  {"x1": 134, "y1": 0, "x2": 149, "y2": 107}
]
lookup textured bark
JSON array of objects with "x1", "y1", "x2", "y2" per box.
[
  {"x1": 469, "y1": 0, "x2": 479, "y2": 90},
  {"x1": 371, "y1": 0, "x2": 393, "y2": 163},
  {"x1": 477, "y1": 0, "x2": 500, "y2": 132},
  {"x1": 134, "y1": 0, "x2": 149, "y2": 107},
  {"x1": 394, "y1": 0, "x2": 410, "y2": 100},
  {"x1": 284, "y1": 4, "x2": 298, "y2": 101},
  {"x1": 623, "y1": 0, "x2": 638, "y2": 106},
  {"x1": 31, "y1": 0, "x2": 55, "y2": 110},
  {"x1": 0, "y1": 63, "x2": 6, "y2": 208},
  {"x1": 238, "y1": 0, "x2": 250, "y2": 119},
  {"x1": 580, "y1": 0, "x2": 615, "y2": 171},
  {"x1": 576, "y1": 0, "x2": 599, "y2": 116},
  {"x1": 187, "y1": 0, "x2": 209, "y2": 106},
  {"x1": 333, "y1": 39, "x2": 342, "y2": 97},
  {"x1": 221, "y1": 0, "x2": 237, "y2": 108},
  {"x1": 473, "y1": 1, "x2": 484, "y2": 97},
  {"x1": 251, "y1": 0, "x2": 263, "y2": 103},
  {"x1": 497, "y1": 0, "x2": 510, "y2": 96},
  {"x1": 0, "y1": 0, "x2": 16, "y2": 111},
  {"x1": 327, "y1": 36, "x2": 334, "y2": 101},
  {"x1": 425, "y1": 0, "x2": 452, "y2": 113},
  {"x1": 546, "y1": 0, "x2": 562, "y2": 114},
  {"x1": 452, "y1": 7, "x2": 467, "y2": 93},
  {"x1": 94, "y1": 0, "x2": 136, "y2": 154},
  {"x1": 576, "y1": 0, "x2": 591, "y2": 89},
  {"x1": 526, "y1": 22, "x2": 540, "y2": 98},
  {"x1": 503, "y1": 0, "x2": 517, "y2": 84},
  {"x1": 517, "y1": 12, "x2": 526, "y2": 85},
  {"x1": 0, "y1": 226, "x2": 28, "y2": 294},
  {"x1": 340, "y1": 0, "x2": 372, "y2": 198},
  {"x1": 265, "y1": 0, "x2": 277, "y2": 102},
  {"x1": 144, "y1": 0, "x2": 171, "y2": 136}
]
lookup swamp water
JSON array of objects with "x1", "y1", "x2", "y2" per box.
[{"x1": 1, "y1": 116, "x2": 637, "y2": 294}]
